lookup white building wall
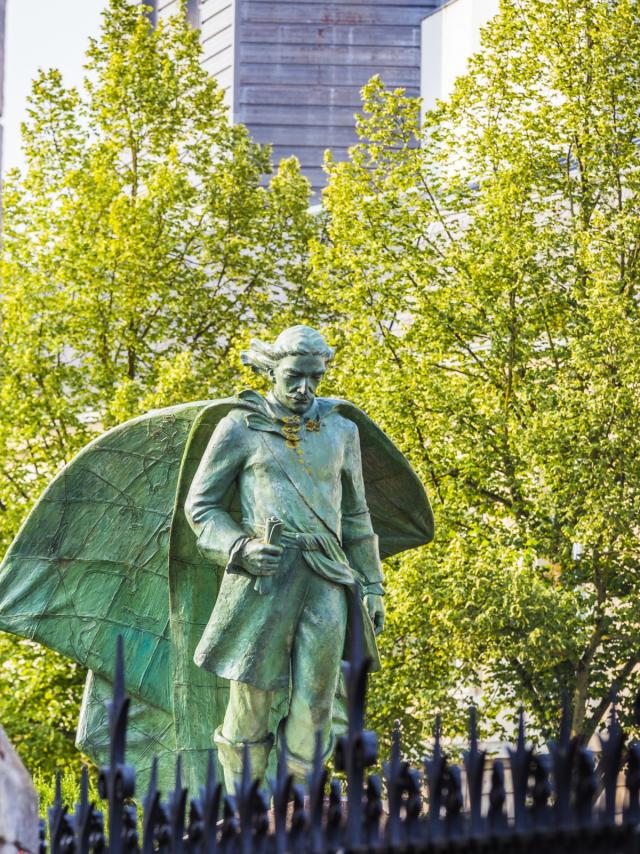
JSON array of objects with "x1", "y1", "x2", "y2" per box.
[
  {"x1": 420, "y1": 0, "x2": 498, "y2": 116},
  {"x1": 200, "y1": 0, "x2": 235, "y2": 110},
  {"x1": 157, "y1": 0, "x2": 181, "y2": 16},
  {"x1": 154, "y1": 0, "x2": 234, "y2": 111}
]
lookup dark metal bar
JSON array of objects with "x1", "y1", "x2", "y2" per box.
[
  {"x1": 34, "y1": 635, "x2": 640, "y2": 854},
  {"x1": 508, "y1": 707, "x2": 532, "y2": 832},
  {"x1": 97, "y1": 635, "x2": 135, "y2": 853},
  {"x1": 463, "y1": 706, "x2": 486, "y2": 836},
  {"x1": 600, "y1": 700, "x2": 626, "y2": 825}
]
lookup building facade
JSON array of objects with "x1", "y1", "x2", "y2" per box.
[
  {"x1": 151, "y1": 0, "x2": 443, "y2": 194},
  {"x1": 0, "y1": 0, "x2": 5, "y2": 186},
  {"x1": 420, "y1": 0, "x2": 498, "y2": 116}
]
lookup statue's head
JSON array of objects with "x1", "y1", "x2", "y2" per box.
[{"x1": 241, "y1": 325, "x2": 334, "y2": 415}]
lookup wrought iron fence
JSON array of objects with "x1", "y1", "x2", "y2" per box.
[{"x1": 44, "y1": 596, "x2": 640, "y2": 854}]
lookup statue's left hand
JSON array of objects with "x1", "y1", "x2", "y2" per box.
[{"x1": 364, "y1": 594, "x2": 385, "y2": 636}]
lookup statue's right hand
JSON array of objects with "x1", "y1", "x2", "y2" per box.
[{"x1": 237, "y1": 539, "x2": 283, "y2": 576}]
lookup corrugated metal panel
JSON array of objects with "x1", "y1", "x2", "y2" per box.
[
  {"x1": 244, "y1": 104, "x2": 365, "y2": 127},
  {"x1": 239, "y1": 43, "x2": 419, "y2": 67},
  {"x1": 163, "y1": 0, "x2": 441, "y2": 194},
  {"x1": 237, "y1": 62, "x2": 420, "y2": 88},
  {"x1": 241, "y1": 2, "x2": 434, "y2": 27},
  {"x1": 238, "y1": 84, "x2": 365, "y2": 108},
  {"x1": 251, "y1": 124, "x2": 361, "y2": 147},
  {"x1": 234, "y1": 0, "x2": 440, "y2": 194},
  {"x1": 241, "y1": 23, "x2": 421, "y2": 47}
]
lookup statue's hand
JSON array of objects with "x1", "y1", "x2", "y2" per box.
[
  {"x1": 364, "y1": 593, "x2": 385, "y2": 636},
  {"x1": 237, "y1": 538, "x2": 283, "y2": 577}
]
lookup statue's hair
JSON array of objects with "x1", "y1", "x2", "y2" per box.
[{"x1": 241, "y1": 325, "x2": 335, "y2": 376}]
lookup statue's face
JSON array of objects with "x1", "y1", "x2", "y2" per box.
[{"x1": 271, "y1": 354, "x2": 326, "y2": 414}]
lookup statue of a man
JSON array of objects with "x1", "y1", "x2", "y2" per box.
[
  {"x1": 0, "y1": 324, "x2": 433, "y2": 793},
  {"x1": 185, "y1": 325, "x2": 385, "y2": 786}
]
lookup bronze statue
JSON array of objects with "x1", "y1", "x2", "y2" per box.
[{"x1": 0, "y1": 325, "x2": 433, "y2": 791}]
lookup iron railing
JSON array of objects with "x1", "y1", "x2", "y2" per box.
[{"x1": 44, "y1": 594, "x2": 640, "y2": 853}]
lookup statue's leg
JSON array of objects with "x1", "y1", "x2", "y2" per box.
[
  {"x1": 214, "y1": 680, "x2": 274, "y2": 791},
  {"x1": 283, "y1": 575, "x2": 348, "y2": 783}
]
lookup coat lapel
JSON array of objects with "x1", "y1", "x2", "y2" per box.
[{"x1": 258, "y1": 431, "x2": 340, "y2": 540}]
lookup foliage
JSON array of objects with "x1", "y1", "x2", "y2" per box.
[
  {"x1": 3, "y1": 0, "x2": 638, "y2": 783},
  {"x1": 312, "y1": 0, "x2": 640, "y2": 748},
  {"x1": 0, "y1": 637, "x2": 85, "y2": 774},
  {"x1": 0, "y1": 0, "x2": 314, "y2": 776},
  {"x1": 34, "y1": 767, "x2": 102, "y2": 816}
]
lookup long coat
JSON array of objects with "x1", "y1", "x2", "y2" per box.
[
  {"x1": 185, "y1": 391, "x2": 384, "y2": 690},
  {"x1": 0, "y1": 391, "x2": 434, "y2": 792}
]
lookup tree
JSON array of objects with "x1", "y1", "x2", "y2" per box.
[
  {"x1": 0, "y1": 0, "x2": 315, "y2": 775},
  {"x1": 311, "y1": 0, "x2": 640, "y2": 748}
]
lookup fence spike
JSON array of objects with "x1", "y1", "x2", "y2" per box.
[
  {"x1": 326, "y1": 778, "x2": 343, "y2": 852},
  {"x1": 142, "y1": 757, "x2": 161, "y2": 854},
  {"x1": 200, "y1": 751, "x2": 222, "y2": 854},
  {"x1": 48, "y1": 771, "x2": 71, "y2": 854},
  {"x1": 405, "y1": 767, "x2": 422, "y2": 845},
  {"x1": 188, "y1": 753, "x2": 221, "y2": 854},
  {"x1": 508, "y1": 707, "x2": 531, "y2": 832},
  {"x1": 252, "y1": 787, "x2": 270, "y2": 854},
  {"x1": 487, "y1": 759, "x2": 507, "y2": 834},
  {"x1": 575, "y1": 747, "x2": 597, "y2": 826},
  {"x1": 123, "y1": 803, "x2": 139, "y2": 852},
  {"x1": 548, "y1": 696, "x2": 577, "y2": 826},
  {"x1": 530, "y1": 753, "x2": 552, "y2": 829},
  {"x1": 98, "y1": 635, "x2": 136, "y2": 851},
  {"x1": 39, "y1": 818, "x2": 47, "y2": 854},
  {"x1": 364, "y1": 774, "x2": 382, "y2": 849},
  {"x1": 289, "y1": 783, "x2": 308, "y2": 854},
  {"x1": 308, "y1": 731, "x2": 327, "y2": 854},
  {"x1": 625, "y1": 743, "x2": 640, "y2": 824},
  {"x1": 219, "y1": 793, "x2": 238, "y2": 854},
  {"x1": 74, "y1": 766, "x2": 93, "y2": 854},
  {"x1": 272, "y1": 731, "x2": 293, "y2": 854},
  {"x1": 445, "y1": 765, "x2": 464, "y2": 838},
  {"x1": 338, "y1": 587, "x2": 376, "y2": 850},
  {"x1": 188, "y1": 798, "x2": 204, "y2": 854},
  {"x1": 463, "y1": 706, "x2": 485, "y2": 836},
  {"x1": 599, "y1": 698, "x2": 626, "y2": 825},
  {"x1": 424, "y1": 716, "x2": 446, "y2": 841},
  {"x1": 383, "y1": 722, "x2": 404, "y2": 848},
  {"x1": 168, "y1": 755, "x2": 187, "y2": 854},
  {"x1": 237, "y1": 743, "x2": 257, "y2": 854}
]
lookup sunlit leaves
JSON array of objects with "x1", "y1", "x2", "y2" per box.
[
  {"x1": 0, "y1": 0, "x2": 315, "y2": 776},
  {"x1": 312, "y1": 0, "x2": 640, "y2": 745}
]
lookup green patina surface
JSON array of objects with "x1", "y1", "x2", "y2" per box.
[{"x1": 0, "y1": 394, "x2": 433, "y2": 791}]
